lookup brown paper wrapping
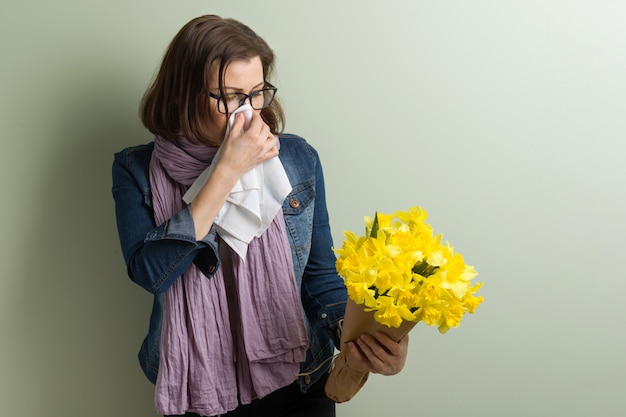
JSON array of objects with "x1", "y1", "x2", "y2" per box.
[{"x1": 324, "y1": 298, "x2": 417, "y2": 403}]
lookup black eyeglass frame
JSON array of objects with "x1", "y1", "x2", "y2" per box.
[{"x1": 206, "y1": 81, "x2": 278, "y2": 114}]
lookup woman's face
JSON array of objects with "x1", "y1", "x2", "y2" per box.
[{"x1": 205, "y1": 56, "x2": 265, "y2": 145}]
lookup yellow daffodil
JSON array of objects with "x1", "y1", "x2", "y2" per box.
[
  {"x1": 420, "y1": 305, "x2": 443, "y2": 327},
  {"x1": 335, "y1": 206, "x2": 484, "y2": 331},
  {"x1": 462, "y1": 282, "x2": 484, "y2": 314},
  {"x1": 345, "y1": 280, "x2": 377, "y2": 308},
  {"x1": 368, "y1": 295, "x2": 417, "y2": 328}
]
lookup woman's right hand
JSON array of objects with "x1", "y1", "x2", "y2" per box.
[
  {"x1": 189, "y1": 111, "x2": 278, "y2": 240},
  {"x1": 215, "y1": 111, "x2": 279, "y2": 179}
]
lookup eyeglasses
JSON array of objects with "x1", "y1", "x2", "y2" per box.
[{"x1": 207, "y1": 82, "x2": 278, "y2": 114}]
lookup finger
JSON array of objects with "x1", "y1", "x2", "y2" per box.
[
  {"x1": 347, "y1": 341, "x2": 375, "y2": 373},
  {"x1": 361, "y1": 334, "x2": 393, "y2": 360},
  {"x1": 244, "y1": 111, "x2": 266, "y2": 135},
  {"x1": 399, "y1": 333, "x2": 409, "y2": 349},
  {"x1": 229, "y1": 112, "x2": 247, "y2": 136},
  {"x1": 265, "y1": 133, "x2": 278, "y2": 148},
  {"x1": 356, "y1": 335, "x2": 386, "y2": 369},
  {"x1": 374, "y1": 332, "x2": 402, "y2": 356},
  {"x1": 241, "y1": 117, "x2": 271, "y2": 149},
  {"x1": 347, "y1": 341, "x2": 364, "y2": 361}
]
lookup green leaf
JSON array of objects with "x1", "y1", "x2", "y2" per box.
[
  {"x1": 412, "y1": 260, "x2": 439, "y2": 277},
  {"x1": 370, "y1": 212, "x2": 379, "y2": 238}
]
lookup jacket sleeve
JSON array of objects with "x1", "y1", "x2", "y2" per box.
[
  {"x1": 298, "y1": 145, "x2": 348, "y2": 348},
  {"x1": 111, "y1": 147, "x2": 219, "y2": 294}
]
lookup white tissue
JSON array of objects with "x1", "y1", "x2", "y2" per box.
[{"x1": 182, "y1": 104, "x2": 292, "y2": 259}]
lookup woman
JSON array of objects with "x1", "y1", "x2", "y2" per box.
[{"x1": 112, "y1": 15, "x2": 408, "y2": 417}]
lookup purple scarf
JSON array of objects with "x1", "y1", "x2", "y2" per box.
[{"x1": 149, "y1": 136, "x2": 308, "y2": 416}]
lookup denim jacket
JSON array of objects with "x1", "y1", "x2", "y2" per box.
[{"x1": 111, "y1": 133, "x2": 347, "y2": 392}]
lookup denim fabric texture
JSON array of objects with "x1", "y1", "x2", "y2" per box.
[{"x1": 111, "y1": 134, "x2": 347, "y2": 392}]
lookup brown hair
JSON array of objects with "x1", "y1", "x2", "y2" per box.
[{"x1": 140, "y1": 15, "x2": 285, "y2": 144}]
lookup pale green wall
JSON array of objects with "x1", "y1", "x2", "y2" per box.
[{"x1": 1, "y1": 1, "x2": 625, "y2": 416}]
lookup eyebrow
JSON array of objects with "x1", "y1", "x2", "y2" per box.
[{"x1": 221, "y1": 81, "x2": 265, "y2": 92}]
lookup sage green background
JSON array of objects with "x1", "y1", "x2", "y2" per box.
[{"x1": 1, "y1": 1, "x2": 625, "y2": 416}]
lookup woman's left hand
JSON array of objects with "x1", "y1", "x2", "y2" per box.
[{"x1": 347, "y1": 332, "x2": 409, "y2": 376}]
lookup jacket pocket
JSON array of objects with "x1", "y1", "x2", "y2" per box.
[{"x1": 282, "y1": 178, "x2": 315, "y2": 215}]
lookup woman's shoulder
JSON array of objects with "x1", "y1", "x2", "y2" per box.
[
  {"x1": 278, "y1": 133, "x2": 307, "y2": 147},
  {"x1": 278, "y1": 133, "x2": 319, "y2": 162},
  {"x1": 113, "y1": 142, "x2": 154, "y2": 169},
  {"x1": 114, "y1": 142, "x2": 154, "y2": 161},
  {"x1": 112, "y1": 142, "x2": 154, "y2": 190}
]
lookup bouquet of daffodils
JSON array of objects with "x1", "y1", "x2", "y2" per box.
[{"x1": 325, "y1": 206, "x2": 484, "y2": 402}]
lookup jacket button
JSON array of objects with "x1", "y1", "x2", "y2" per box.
[
  {"x1": 304, "y1": 375, "x2": 311, "y2": 384},
  {"x1": 289, "y1": 198, "x2": 300, "y2": 208}
]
